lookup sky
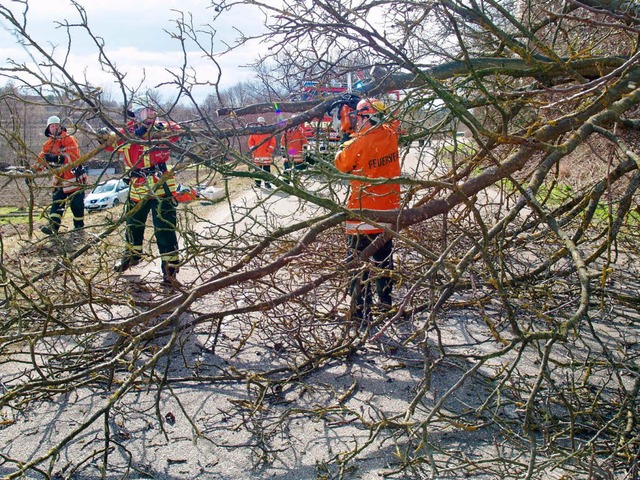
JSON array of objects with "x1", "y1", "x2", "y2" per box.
[{"x1": 0, "y1": 0, "x2": 270, "y2": 104}]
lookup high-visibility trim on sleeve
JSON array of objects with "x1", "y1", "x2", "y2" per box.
[{"x1": 345, "y1": 220, "x2": 395, "y2": 235}]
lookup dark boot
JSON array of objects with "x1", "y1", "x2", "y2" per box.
[
  {"x1": 161, "y1": 261, "x2": 180, "y2": 287},
  {"x1": 40, "y1": 225, "x2": 57, "y2": 236},
  {"x1": 113, "y1": 254, "x2": 142, "y2": 273}
]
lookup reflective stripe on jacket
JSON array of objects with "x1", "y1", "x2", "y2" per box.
[
  {"x1": 281, "y1": 125, "x2": 308, "y2": 162},
  {"x1": 107, "y1": 120, "x2": 180, "y2": 202},
  {"x1": 248, "y1": 133, "x2": 276, "y2": 165},
  {"x1": 334, "y1": 122, "x2": 401, "y2": 235}
]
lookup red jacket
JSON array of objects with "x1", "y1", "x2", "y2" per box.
[
  {"x1": 248, "y1": 133, "x2": 276, "y2": 166},
  {"x1": 37, "y1": 130, "x2": 86, "y2": 193},
  {"x1": 334, "y1": 121, "x2": 401, "y2": 234},
  {"x1": 281, "y1": 125, "x2": 308, "y2": 162},
  {"x1": 106, "y1": 119, "x2": 181, "y2": 202}
]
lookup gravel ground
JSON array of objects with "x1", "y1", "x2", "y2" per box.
[{"x1": 2, "y1": 149, "x2": 637, "y2": 479}]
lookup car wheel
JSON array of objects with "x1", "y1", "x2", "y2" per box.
[{"x1": 113, "y1": 199, "x2": 120, "y2": 207}]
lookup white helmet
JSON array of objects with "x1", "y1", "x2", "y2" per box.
[
  {"x1": 134, "y1": 106, "x2": 157, "y2": 125},
  {"x1": 44, "y1": 115, "x2": 62, "y2": 136},
  {"x1": 257, "y1": 116, "x2": 266, "y2": 124}
]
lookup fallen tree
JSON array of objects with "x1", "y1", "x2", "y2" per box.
[{"x1": 1, "y1": 1, "x2": 639, "y2": 478}]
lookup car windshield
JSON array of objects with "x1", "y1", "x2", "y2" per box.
[{"x1": 93, "y1": 182, "x2": 116, "y2": 194}]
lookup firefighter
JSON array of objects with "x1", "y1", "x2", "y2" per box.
[
  {"x1": 281, "y1": 114, "x2": 308, "y2": 183},
  {"x1": 35, "y1": 116, "x2": 88, "y2": 236},
  {"x1": 334, "y1": 98, "x2": 401, "y2": 326},
  {"x1": 102, "y1": 107, "x2": 182, "y2": 286},
  {"x1": 248, "y1": 117, "x2": 276, "y2": 189}
]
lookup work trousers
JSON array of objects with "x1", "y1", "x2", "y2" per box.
[
  {"x1": 48, "y1": 187, "x2": 84, "y2": 232},
  {"x1": 254, "y1": 164, "x2": 271, "y2": 188},
  {"x1": 283, "y1": 158, "x2": 306, "y2": 173},
  {"x1": 346, "y1": 233, "x2": 394, "y2": 323},
  {"x1": 123, "y1": 196, "x2": 179, "y2": 265},
  {"x1": 283, "y1": 157, "x2": 307, "y2": 185}
]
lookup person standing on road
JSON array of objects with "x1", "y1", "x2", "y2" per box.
[
  {"x1": 35, "y1": 116, "x2": 88, "y2": 236},
  {"x1": 334, "y1": 98, "x2": 401, "y2": 327},
  {"x1": 102, "y1": 106, "x2": 182, "y2": 286},
  {"x1": 281, "y1": 114, "x2": 308, "y2": 183},
  {"x1": 248, "y1": 116, "x2": 276, "y2": 189}
]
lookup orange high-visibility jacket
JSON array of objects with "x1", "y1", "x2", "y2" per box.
[
  {"x1": 37, "y1": 130, "x2": 85, "y2": 194},
  {"x1": 248, "y1": 133, "x2": 276, "y2": 166},
  {"x1": 334, "y1": 121, "x2": 401, "y2": 235},
  {"x1": 281, "y1": 125, "x2": 308, "y2": 162}
]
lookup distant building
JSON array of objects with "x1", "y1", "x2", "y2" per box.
[{"x1": 0, "y1": 90, "x2": 122, "y2": 173}]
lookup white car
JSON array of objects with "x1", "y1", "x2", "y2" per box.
[{"x1": 84, "y1": 179, "x2": 129, "y2": 211}]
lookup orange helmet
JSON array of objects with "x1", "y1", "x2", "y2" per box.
[{"x1": 356, "y1": 98, "x2": 387, "y2": 124}]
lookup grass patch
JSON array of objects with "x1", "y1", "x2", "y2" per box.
[
  {"x1": 530, "y1": 182, "x2": 640, "y2": 225},
  {"x1": 437, "y1": 137, "x2": 478, "y2": 157},
  {"x1": 0, "y1": 207, "x2": 33, "y2": 226}
]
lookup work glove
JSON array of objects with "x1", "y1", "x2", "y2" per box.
[
  {"x1": 44, "y1": 153, "x2": 65, "y2": 165},
  {"x1": 97, "y1": 127, "x2": 117, "y2": 146},
  {"x1": 23, "y1": 169, "x2": 34, "y2": 186},
  {"x1": 72, "y1": 165, "x2": 86, "y2": 178}
]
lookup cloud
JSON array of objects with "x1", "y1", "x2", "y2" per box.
[{"x1": 0, "y1": 0, "x2": 270, "y2": 103}]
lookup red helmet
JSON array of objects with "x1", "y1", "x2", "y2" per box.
[
  {"x1": 356, "y1": 98, "x2": 386, "y2": 117},
  {"x1": 356, "y1": 98, "x2": 387, "y2": 125}
]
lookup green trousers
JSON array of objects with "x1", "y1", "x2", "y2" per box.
[{"x1": 123, "y1": 196, "x2": 179, "y2": 266}]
